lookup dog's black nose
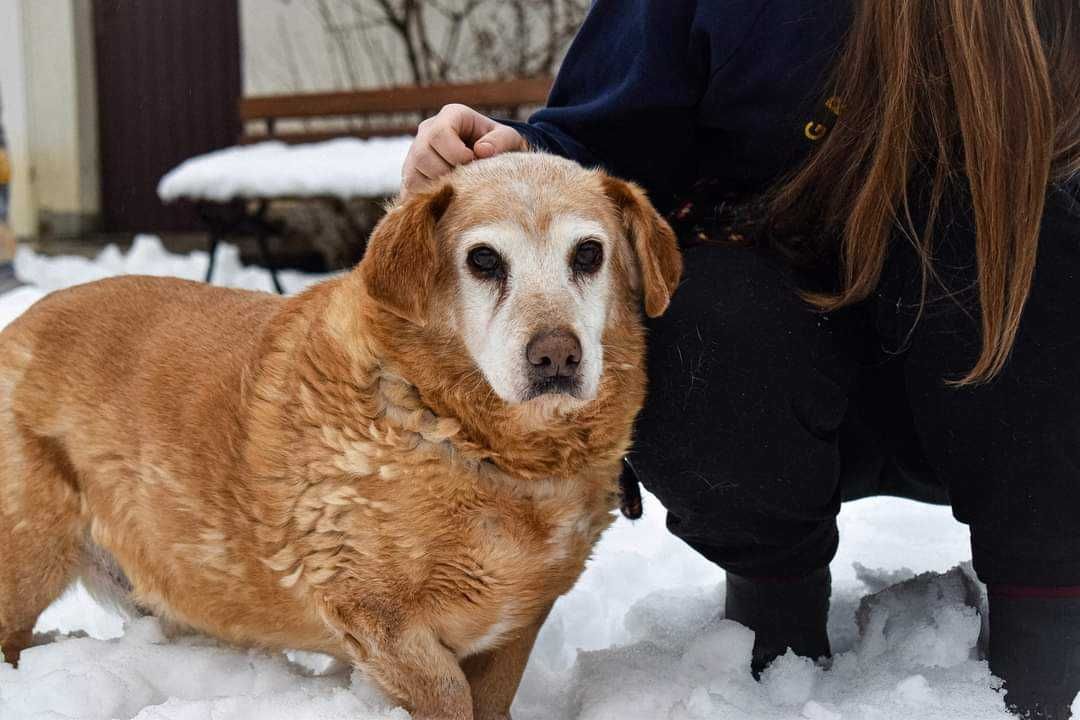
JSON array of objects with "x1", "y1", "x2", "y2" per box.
[{"x1": 526, "y1": 330, "x2": 582, "y2": 379}]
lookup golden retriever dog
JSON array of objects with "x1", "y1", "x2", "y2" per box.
[{"x1": 0, "y1": 152, "x2": 681, "y2": 719}]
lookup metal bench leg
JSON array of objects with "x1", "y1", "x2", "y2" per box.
[
  {"x1": 205, "y1": 233, "x2": 220, "y2": 284},
  {"x1": 256, "y1": 229, "x2": 284, "y2": 295}
]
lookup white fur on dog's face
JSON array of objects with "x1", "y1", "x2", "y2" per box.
[{"x1": 451, "y1": 214, "x2": 613, "y2": 407}]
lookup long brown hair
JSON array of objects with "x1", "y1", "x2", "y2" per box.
[{"x1": 773, "y1": 0, "x2": 1080, "y2": 384}]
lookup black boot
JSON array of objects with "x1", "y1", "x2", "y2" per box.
[
  {"x1": 724, "y1": 567, "x2": 832, "y2": 677},
  {"x1": 989, "y1": 589, "x2": 1080, "y2": 719}
]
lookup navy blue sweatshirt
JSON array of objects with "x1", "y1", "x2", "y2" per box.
[{"x1": 505, "y1": 0, "x2": 851, "y2": 213}]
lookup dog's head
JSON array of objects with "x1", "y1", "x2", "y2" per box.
[{"x1": 359, "y1": 152, "x2": 681, "y2": 412}]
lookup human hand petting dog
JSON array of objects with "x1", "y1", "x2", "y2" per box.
[{"x1": 402, "y1": 104, "x2": 526, "y2": 196}]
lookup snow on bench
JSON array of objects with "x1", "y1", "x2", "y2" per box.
[{"x1": 156, "y1": 136, "x2": 412, "y2": 203}]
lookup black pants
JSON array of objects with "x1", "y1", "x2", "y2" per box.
[{"x1": 631, "y1": 184, "x2": 1080, "y2": 586}]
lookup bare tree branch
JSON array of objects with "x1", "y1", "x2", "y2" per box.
[{"x1": 294, "y1": 0, "x2": 585, "y2": 89}]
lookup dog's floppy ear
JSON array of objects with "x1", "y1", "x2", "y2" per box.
[
  {"x1": 602, "y1": 175, "x2": 683, "y2": 318},
  {"x1": 360, "y1": 183, "x2": 454, "y2": 326}
]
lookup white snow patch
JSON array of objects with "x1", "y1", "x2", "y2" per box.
[
  {"x1": 680, "y1": 620, "x2": 755, "y2": 679},
  {"x1": 14, "y1": 235, "x2": 331, "y2": 295},
  {"x1": 157, "y1": 137, "x2": 411, "y2": 202},
  {"x1": 801, "y1": 700, "x2": 842, "y2": 720},
  {"x1": 856, "y1": 566, "x2": 984, "y2": 669},
  {"x1": 1, "y1": 618, "x2": 405, "y2": 720},
  {"x1": 895, "y1": 674, "x2": 936, "y2": 706},
  {"x1": 0, "y1": 241, "x2": 1017, "y2": 719},
  {"x1": 761, "y1": 651, "x2": 819, "y2": 706}
]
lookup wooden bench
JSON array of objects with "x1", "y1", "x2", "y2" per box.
[
  {"x1": 240, "y1": 77, "x2": 554, "y2": 144},
  {"x1": 160, "y1": 78, "x2": 553, "y2": 293}
]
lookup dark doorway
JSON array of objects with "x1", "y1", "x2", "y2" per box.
[{"x1": 93, "y1": 0, "x2": 240, "y2": 233}]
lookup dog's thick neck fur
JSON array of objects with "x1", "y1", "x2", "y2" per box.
[{"x1": 240, "y1": 270, "x2": 644, "y2": 493}]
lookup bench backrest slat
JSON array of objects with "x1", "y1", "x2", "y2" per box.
[
  {"x1": 237, "y1": 126, "x2": 420, "y2": 145},
  {"x1": 240, "y1": 78, "x2": 552, "y2": 123}
]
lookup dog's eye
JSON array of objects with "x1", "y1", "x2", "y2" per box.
[
  {"x1": 571, "y1": 240, "x2": 604, "y2": 275},
  {"x1": 467, "y1": 246, "x2": 505, "y2": 279}
]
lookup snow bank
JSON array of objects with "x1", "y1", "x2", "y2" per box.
[
  {"x1": 526, "y1": 565, "x2": 1010, "y2": 720},
  {"x1": 0, "y1": 240, "x2": 1041, "y2": 719},
  {"x1": 5, "y1": 555, "x2": 1012, "y2": 720},
  {"x1": 157, "y1": 137, "x2": 411, "y2": 202},
  {"x1": 14, "y1": 234, "x2": 331, "y2": 295},
  {"x1": 0, "y1": 617, "x2": 406, "y2": 720}
]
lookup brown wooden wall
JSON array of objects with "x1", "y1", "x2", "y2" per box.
[{"x1": 94, "y1": 0, "x2": 240, "y2": 233}]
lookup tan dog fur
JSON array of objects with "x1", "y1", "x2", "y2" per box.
[{"x1": 0, "y1": 153, "x2": 681, "y2": 719}]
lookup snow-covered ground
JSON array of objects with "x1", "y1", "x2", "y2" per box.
[{"x1": 0, "y1": 238, "x2": 1039, "y2": 719}]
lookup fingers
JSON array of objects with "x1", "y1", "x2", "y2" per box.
[
  {"x1": 402, "y1": 106, "x2": 475, "y2": 196},
  {"x1": 412, "y1": 145, "x2": 455, "y2": 183},
  {"x1": 401, "y1": 104, "x2": 526, "y2": 197},
  {"x1": 428, "y1": 120, "x2": 476, "y2": 168},
  {"x1": 474, "y1": 124, "x2": 527, "y2": 159},
  {"x1": 401, "y1": 142, "x2": 438, "y2": 196}
]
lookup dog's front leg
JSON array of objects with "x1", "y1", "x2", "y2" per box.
[
  {"x1": 347, "y1": 630, "x2": 475, "y2": 720},
  {"x1": 344, "y1": 626, "x2": 474, "y2": 720},
  {"x1": 461, "y1": 602, "x2": 554, "y2": 720},
  {"x1": 323, "y1": 596, "x2": 474, "y2": 718}
]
